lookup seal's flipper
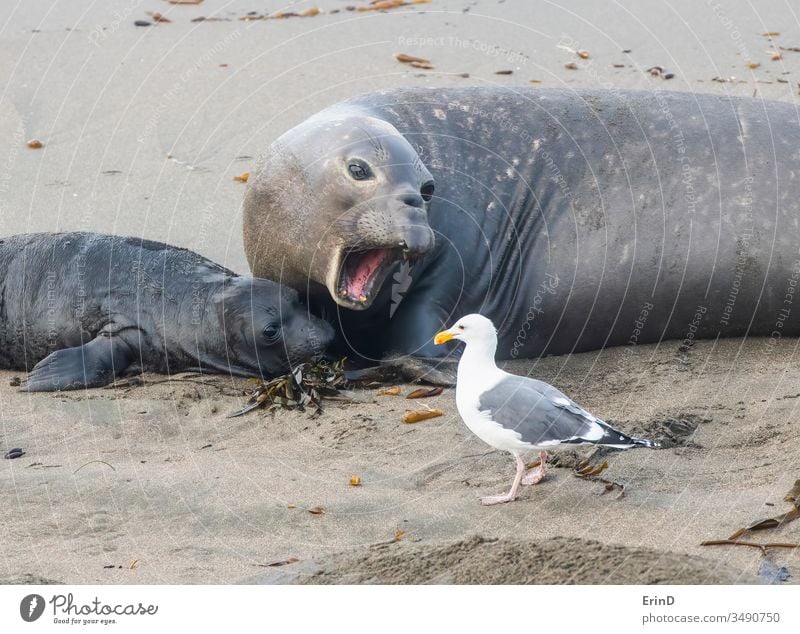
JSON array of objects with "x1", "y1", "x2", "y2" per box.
[
  {"x1": 345, "y1": 355, "x2": 457, "y2": 386},
  {"x1": 385, "y1": 355, "x2": 457, "y2": 386},
  {"x1": 22, "y1": 336, "x2": 136, "y2": 392}
]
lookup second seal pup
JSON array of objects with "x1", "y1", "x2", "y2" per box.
[{"x1": 0, "y1": 233, "x2": 334, "y2": 391}]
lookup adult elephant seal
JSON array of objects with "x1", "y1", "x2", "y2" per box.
[
  {"x1": 243, "y1": 87, "x2": 800, "y2": 382},
  {"x1": 0, "y1": 233, "x2": 333, "y2": 391}
]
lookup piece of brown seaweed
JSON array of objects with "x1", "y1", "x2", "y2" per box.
[
  {"x1": 227, "y1": 358, "x2": 348, "y2": 418},
  {"x1": 701, "y1": 479, "x2": 800, "y2": 553}
]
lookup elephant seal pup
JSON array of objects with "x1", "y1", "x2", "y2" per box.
[
  {"x1": 0, "y1": 233, "x2": 334, "y2": 391},
  {"x1": 243, "y1": 86, "x2": 800, "y2": 381}
]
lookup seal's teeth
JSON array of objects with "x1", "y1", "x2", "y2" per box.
[
  {"x1": 359, "y1": 294, "x2": 367, "y2": 303},
  {"x1": 339, "y1": 290, "x2": 347, "y2": 298}
]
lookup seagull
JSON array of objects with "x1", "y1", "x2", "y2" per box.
[{"x1": 434, "y1": 314, "x2": 658, "y2": 506}]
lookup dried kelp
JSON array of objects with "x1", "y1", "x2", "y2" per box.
[
  {"x1": 573, "y1": 459, "x2": 625, "y2": 497},
  {"x1": 227, "y1": 359, "x2": 347, "y2": 418},
  {"x1": 701, "y1": 479, "x2": 800, "y2": 553},
  {"x1": 403, "y1": 408, "x2": 443, "y2": 423}
]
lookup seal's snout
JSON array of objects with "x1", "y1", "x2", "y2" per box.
[
  {"x1": 401, "y1": 219, "x2": 435, "y2": 255},
  {"x1": 397, "y1": 207, "x2": 435, "y2": 256},
  {"x1": 243, "y1": 111, "x2": 437, "y2": 313},
  {"x1": 328, "y1": 199, "x2": 435, "y2": 310},
  {"x1": 281, "y1": 313, "x2": 335, "y2": 366},
  {"x1": 303, "y1": 315, "x2": 335, "y2": 354},
  {"x1": 397, "y1": 191, "x2": 425, "y2": 209}
]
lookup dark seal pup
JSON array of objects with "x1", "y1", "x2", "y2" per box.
[
  {"x1": 243, "y1": 87, "x2": 800, "y2": 380},
  {"x1": 0, "y1": 233, "x2": 334, "y2": 391}
]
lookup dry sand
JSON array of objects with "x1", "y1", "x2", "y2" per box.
[{"x1": 3, "y1": 0, "x2": 800, "y2": 585}]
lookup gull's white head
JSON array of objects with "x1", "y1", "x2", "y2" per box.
[{"x1": 433, "y1": 313, "x2": 497, "y2": 347}]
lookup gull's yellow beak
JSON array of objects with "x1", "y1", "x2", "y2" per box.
[{"x1": 434, "y1": 329, "x2": 455, "y2": 345}]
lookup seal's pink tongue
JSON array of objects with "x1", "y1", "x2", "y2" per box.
[{"x1": 346, "y1": 249, "x2": 390, "y2": 298}]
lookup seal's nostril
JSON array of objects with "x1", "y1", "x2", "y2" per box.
[
  {"x1": 399, "y1": 192, "x2": 424, "y2": 208},
  {"x1": 420, "y1": 180, "x2": 435, "y2": 202}
]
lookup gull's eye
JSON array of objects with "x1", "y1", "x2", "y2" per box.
[
  {"x1": 348, "y1": 159, "x2": 373, "y2": 181},
  {"x1": 458, "y1": 325, "x2": 465, "y2": 330},
  {"x1": 263, "y1": 323, "x2": 281, "y2": 341}
]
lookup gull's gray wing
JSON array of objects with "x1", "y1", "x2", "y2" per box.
[{"x1": 478, "y1": 375, "x2": 654, "y2": 448}]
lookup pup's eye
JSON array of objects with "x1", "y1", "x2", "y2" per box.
[
  {"x1": 420, "y1": 181, "x2": 435, "y2": 202},
  {"x1": 348, "y1": 159, "x2": 373, "y2": 181},
  {"x1": 263, "y1": 323, "x2": 281, "y2": 340}
]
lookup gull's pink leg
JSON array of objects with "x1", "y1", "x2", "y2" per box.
[
  {"x1": 522, "y1": 451, "x2": 548, "y2": 485},
  {"x1": 481, "y1": 454, "x2": 525, "y2": 506}
]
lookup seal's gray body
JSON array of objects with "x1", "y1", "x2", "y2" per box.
[
  {"x1": 0, "y1": 233, "x2": 333, "y2": 390},
  {"x1": 309, "y1": 87, "x2": 800, "y2": 361}
]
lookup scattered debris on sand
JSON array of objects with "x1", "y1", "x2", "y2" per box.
[{"x1": 228, "y1": 359, "x2": 348, "y2": 418}]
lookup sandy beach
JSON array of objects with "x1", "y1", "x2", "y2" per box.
[
  {"x1": 3, "y1": 336, "x2": 800, "y2": 584},
  {"x1": 2, "y1": 0, "x2": 800, "y2": 585}
]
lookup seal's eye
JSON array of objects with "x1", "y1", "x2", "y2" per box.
[
  {"x1": 420, "y1": 181, "x2": 435, "y2": 202},
  {"x1": 348, "y1": 159, "x2": 373, "y2": 181},
  {"x1": 263, "y1": 323, "x2": 281, "y2": 342}
]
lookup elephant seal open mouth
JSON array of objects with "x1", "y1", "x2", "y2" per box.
[{"x1": 243, "y1": 110, "x2": 435, "y2": 312}]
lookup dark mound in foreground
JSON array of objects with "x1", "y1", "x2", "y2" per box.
[
  {"x1": 0, "y1": 573, "x2": 62, "y2": 585},
  {"x1": 248, "y1": 536, "x2": 746, "y2": 585}
]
